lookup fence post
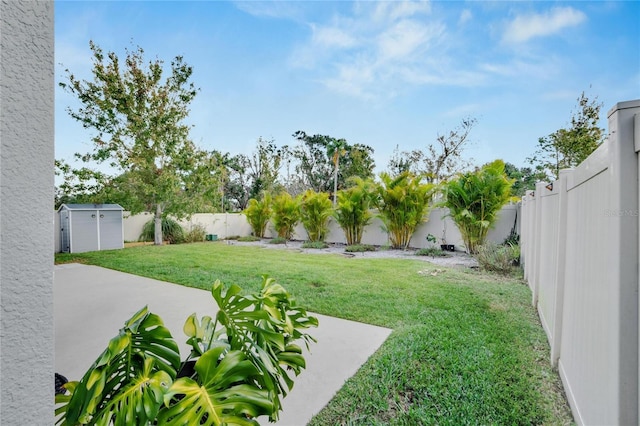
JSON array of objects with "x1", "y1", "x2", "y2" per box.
[
  {"x1": 610, "y1": 101, "x2": 640, "y2": 424},
  {"x1": 522, "y1": 190, "x2": 534, "y2": 281},
  {"x1": 550, "y1": 169, "x2": 571, "y2": 367},
  {"x1": 531, "y1": 182, "x2": 546, "y2": 307},
  {"x1": 636, "y1": 111, "x2": 640, "y2": 422}
]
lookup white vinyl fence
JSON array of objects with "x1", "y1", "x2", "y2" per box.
[{"x1": 521, "y1": 100, "x2": 640, "y2": 425}]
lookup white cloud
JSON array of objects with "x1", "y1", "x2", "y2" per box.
[
  {"x1": 233, "y1": 1, "x2": 305, "y2": 21},
  {"x1": 287, "y1": 0, "x2": 460, "y2": 99},
  {"x1": 377, "y1": 20, "x2": 443, "y2": 61},
  {"x1": 459, "y1": 9, "x2": 472, "y2": 26},
  {"x1": 503, "y1": 7, "x2": 586, "y2": 44},
  {"x1": 371, "y1": 0, "x2": 432, "y2": 22},
  {"x1": 312, "y1": 24, "x2": 359, "y2": 49},
  {"x1": 323, "y1": 59, "x2": 376, "y2": 99}
]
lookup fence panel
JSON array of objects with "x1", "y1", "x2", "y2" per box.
[
  {"x1": 535, "y1": 182, "x2": 560, "y2": 345},
  {"x1": 522, "y1": 99, "x2": 640, "y2": 425}
]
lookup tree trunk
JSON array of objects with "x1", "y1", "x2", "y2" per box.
[
  {"x1": 332, "y1": 156, "x2": 339, "y2": 206},
  {"x1": 154, "y1": 204, "x2": 163, "y2": 245}
]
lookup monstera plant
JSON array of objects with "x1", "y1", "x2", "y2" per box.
[{"x1": 55, "y1": 276, "x2": 318, "y2": 425}]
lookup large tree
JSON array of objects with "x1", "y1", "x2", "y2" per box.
[
  {"x1": 528, "y1": 92, "x2": 604, "y2": 180},
  {"x1": 504, "y1": 162, "x2": 547, "y2": 198},
  {"x1": 387, "y1": 118, "x2": 476, "y2": 183},
  {"x1": 59, "y1": 41, "x2": 215, "y2": 244},
  {"x1": 247, "y1": 137, "x2": 287, "y2": 200},
  {"x1": 290, "y1": 131, "x2": 375, "y2": 197}
]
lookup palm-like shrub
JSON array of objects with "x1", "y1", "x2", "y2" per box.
[
  {"x1": 333, "y1": 178, "x2": 375, "y2": 245},
  {"x1": 243, "y1": 193, "x2": 272, "y2": 238},
  {"x1": 300, "y1": 190, "x2": 333, "y2": 242},
  {"x1": 55, "y1": 276, "x2": 318, "y2": 425},
  {"x1": 443, "y1": 160, "x2": 513, "y2": 253},
  {"x1": 376, "y1": 172, "x2": 434, "y2": 249},
  {"x1": 139, "y1": 217, "x2": 184, "y2": 244},
  {"x1": 271, "y1": 192, "x2": 302, "y2": 240}
]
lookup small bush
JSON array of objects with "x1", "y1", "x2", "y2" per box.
[
  {"x1": 183, "y1": 224, "x2": 207, "y2": 243},
  {"x1": 269, "y1": 237, "x2": 287, "y2": 245},
  {"x1": 302, "y1": 241, "x2": 329, "y2": 249},
  {"x1": 271, "y1": 192, "x2": 301, "y2": 239},
  {"x1": 244, "y1": 195, "x2": 272, "y2": 238},
  {"x1": 139, "y1": 217, "x2": 184, "y2": 244},
  {"x1": 237, "y1": 235, "x2": 261, "y2": 242},
  {"x1": 416, "y1": 247, "x2": 449, "y2": 257},
  {"x1": 345, "y1": 244, "x2": 376, "y2": 253},
  {"x1": 503, "y1": 231, "x2": 520, "y2": 247},
  {"x1": 300, "y1": 190, "x2": 333, "y2": 242},
  {"x1": 476, "y1": 242, "x2": 520, "y2": 274},
  {"x1": 225, "y1": 235, "x2": 241, "y2": 241}
]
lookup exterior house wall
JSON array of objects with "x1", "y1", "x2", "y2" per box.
[{"x1": 0, "y1": 1, "x2": 55, "y2": 422}]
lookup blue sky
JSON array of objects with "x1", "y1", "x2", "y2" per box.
[{"x1": 55, "y1": 1, "x2": 640, "y2": 174}]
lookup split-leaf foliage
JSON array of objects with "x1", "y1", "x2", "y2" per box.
[{"x1": 55, "y1": 276, "x2": 317, "y2": 425}]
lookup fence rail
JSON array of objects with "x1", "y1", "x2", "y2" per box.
[{"x1": 521, "y1": 99, "x2": 640, "y2": 425}]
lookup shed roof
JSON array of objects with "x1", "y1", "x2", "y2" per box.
[{"x1": 58, "y1": 203, "x2": 124, "y2": 212}]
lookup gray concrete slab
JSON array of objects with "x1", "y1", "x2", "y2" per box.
[{"x1": 55, "y1": 264, "x2": 391, "y2": 425}]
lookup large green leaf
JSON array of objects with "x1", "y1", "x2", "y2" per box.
[
  {"x1": 56, "y1": 306, "x2": 180, "y2": 425},
  {"x1": 158, "y1": 349, "x2": 274, "y2": 425}
]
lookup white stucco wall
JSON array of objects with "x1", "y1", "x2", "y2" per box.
[
  {"x1": 120, "y1": 205, "x2": 520, "y2": 251},
  {"x1": 1, "y1": 1, "x2": 54, "y2": 423}
]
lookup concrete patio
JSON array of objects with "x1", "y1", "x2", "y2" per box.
[{"x1": 54, "y1": 263, "x2": 392, "y2": 425}]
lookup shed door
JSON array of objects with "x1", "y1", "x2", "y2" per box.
[
  {"x1": 70, "y1": 211, "x2": 99, "y2": 253},
  {"x1": 60, "y1": 210, "x2": 70, "y2": 253},
  {"x1": 98, "y1": 210, "x2": 123, "y2": 250}
]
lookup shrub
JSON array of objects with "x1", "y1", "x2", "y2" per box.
[
  {"x1": 237, "y1": 235, "x2": 261, "y2": 242},
  {"x1": 55, "y1": 276, "x2": 318, "y2": 425},
  {"x1": 475, "y1": 242, "x2": 520, "y2": 274},
  {"x1": 376, "y1": 172, "x2": 434, "y2": 249},
  {"x1": 243, "y1": 194, "x2": 272, "y2": 238},
  {"x1": 183, "y1": 223, "x2": 207, "y2": 243},
  {"x1": 442, "y1": 160, "x2": 513, "y2": 253},
  {"x1": 139, "y1": 217, "x2": 184, "y2": 244},
  {"x1": 334, "y1": 178, "x2": 376, "y2": 245},
  {"x1": 302, "y1": 241, "x2": 329, "y2": 249},
  {"x1": 503, "y1": 230, "x2": 520, "y2": 247},
  {"x1": 345, "y1": 244, "x2": 376, "y2": 253},
  {"x1": 416, "y1": 247, "x2": 449, "y2": 257},
  {"x1": 269, "y1": 237, "x2": 287, "y2": 244},
  {"x1": 300, "y1": 190, "x2": 333, "y2": 242},
  {"x1": 271, "y1": 192, "x2": 301, "y2": 240}
]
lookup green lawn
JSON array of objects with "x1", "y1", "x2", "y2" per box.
[{"x1": 56, "y1": 242, "x2": 573, "y2": 425}]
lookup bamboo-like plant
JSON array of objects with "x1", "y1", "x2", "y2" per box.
[
  {"x1": 243, "y1": 193, "x2": 272, "y2": 238},
  {"x1": 55, "y1": 276, "x2": 317, "y2": 425},
  {"x1": 442, "y1": 160, "x2": 514, "y2": 254},
  {"x1": 333, "y1": 178, "x2": 376, "y2": 245},
  {"x1": 300, "y1": 190, "x2": 333, "y2": 242},
  {"x1": 376, "y1": 172, "x2": 434, "y2": 249},
  {"x1": 271, "y1": 192, "x2": 302, "y2": 240}
]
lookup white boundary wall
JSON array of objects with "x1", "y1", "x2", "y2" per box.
[
  {"x1": 521, "y1": 100, "x2": 640, "y2": 425},
  {"x1": 113, "y1": 205, "x2": 519, "y2": 250}
]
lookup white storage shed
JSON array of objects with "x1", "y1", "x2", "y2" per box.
[{"x1": 58, "y1": 204, "x2": 124, "y2": 253}]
